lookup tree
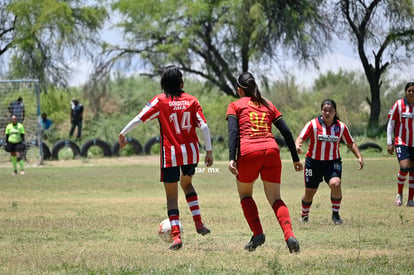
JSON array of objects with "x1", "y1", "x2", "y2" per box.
[
  {"x1": 336, "y1": 0, "x2": 414, "y2": 133},
  {"x1": 0, "y1": 0, "x2": 107, "y2": 89},
  {"x1": 99, "y1": 0, "x2": 331, "y2": 96}
]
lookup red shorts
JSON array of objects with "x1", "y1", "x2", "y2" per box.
[{"x1": 237, "y1": 148, "x2": 281, "y2": 183}]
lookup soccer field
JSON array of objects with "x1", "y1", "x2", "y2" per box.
[{"x1": 0, "y1": 154, "x2": 413, "y2": 274}]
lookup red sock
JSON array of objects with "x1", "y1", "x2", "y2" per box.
[
  {"x1": 409, "y1": 173, "x2": 414, "y2": 201},
  {"x1": 398, "y1": 171, "x2": 408, "y2": 194},
  {"x1": 168, "y1": 211, "x2": 181, "y2": 238},
  {"x1": 241, "y1": 197, "x2": 263, "y2": 236},
  {"x1": 186, "y1": 192, "x2": 202, "y2": 224},
  {"x1": 272, "y1": 200, "x2": 294, "y2": 241}
]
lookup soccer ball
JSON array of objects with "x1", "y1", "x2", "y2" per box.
[{"x1": 158, "y1": 218, "x2": 183, "y2": 243}]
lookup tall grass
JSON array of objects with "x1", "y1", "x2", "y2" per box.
[{"x1": 1, "y1": 152, "x2": 413, "y2": 274}]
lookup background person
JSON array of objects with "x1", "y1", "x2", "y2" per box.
[
  {"x1": 295, "y1": 99, "x2": 364, "y2": 225},
  {"x1": 40, "y1": 112, "x2": 53, "y2": 139},
  {"x1": 69, "y1": 98, "x2": 83, "y2": 140},
  {"x1": 226, "y1": 72, "x2": 302, "y2": 254},
  {"x1": 8, "y1": 96, "x2": 25, "y2": 122},
  {"x1": 5, "y1": 115, "x2": 25, "y2": 175},
  {"x1": 118, "y1": 65, "x2": 213, "y2": 250},
  {"x1": 387, "y1": 82, "x2": 414, "y2": 207}
]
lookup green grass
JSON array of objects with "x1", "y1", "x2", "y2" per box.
[{"x1": 1, "y1": 151, "x2": 414, "y2": 274}]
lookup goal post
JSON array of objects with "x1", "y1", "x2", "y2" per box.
[{"x1": 0, "y1": 79, "x2": 44, "y2": 165}]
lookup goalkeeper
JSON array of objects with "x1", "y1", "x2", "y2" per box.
[{"x1": 5, "y1": 115, "x2": 25, "y2": 175}]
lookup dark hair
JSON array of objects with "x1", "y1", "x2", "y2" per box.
[
  {"x1": 160, "y1": 65, "x2": 184, "y2": 97},
  {"x1": 405, "y1": 82, "x2": 414, "y2": 91},
  {"x1": 237, "y1": 72, "x2": 269, "y2": 108},
  {"x1": 320, "y1": 99, "x2": 340, "y2": 121}
]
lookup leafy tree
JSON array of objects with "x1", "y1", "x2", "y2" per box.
[
  {"x1": 100, "y1": 0, "x2": 331, "y2": 96},
  {"x1": 0, "y1": 0, "x2": 107, "y2": 89},
  {"x1": 335, "y1": 0, "x2": 414, "y2": 133}
]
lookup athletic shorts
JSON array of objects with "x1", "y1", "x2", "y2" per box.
[
  {"x1": 5, "y1": 142, "x2": 24, "y2": 153},
  {"x1": 237, "y1": 148, "x2": 281, "y2": 183},
  {"x1": 304, "y1": 157, "x2": 342, "y2": 189},
  {"x1": 395, "y1": 145, "x2": 414, "y2": 162},
  {"x1": 161, "y1": 164, "x2": 197, "y2": 183}
]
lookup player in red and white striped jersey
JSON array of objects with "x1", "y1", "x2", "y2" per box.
[
  {"x1": 118, "y1": 65, "x2": 213, "y2": 250},
  {"x1": 387, "y1": 82, "x2": 414, "y2": 207},
  {"x1": 227, "y1": 72, "x2": 302, "y2": 254},
  {"x1": 296, "y1": 99, "x2": 364, "y2": 225}
]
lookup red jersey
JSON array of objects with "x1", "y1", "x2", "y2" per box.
[
  {"x1": 138, "y1": 93, "x2": 208, "y2": 168},
  {"x1": 298, "y1": 117, "x2": 354, "y2": 160},
  {"x1": 388, "y1": 98, "x2": 414, "y2": 146},
  {"x1": 226, "y1": 97, "x2": 281, "y2": 156}
]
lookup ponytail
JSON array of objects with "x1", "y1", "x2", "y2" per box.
[{"x1": 237, "y1": 72, "x2": 269, "y2": 108}]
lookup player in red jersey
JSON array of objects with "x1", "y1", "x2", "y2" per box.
[
  {"x1": 118, "y1": 65, "x2": 213, "y2": 250},
  {"x1": 387, "y1": 82, "x2": 414, "y2": 207},
  {"x1": 226, "y1": 72, "x2": 303, "y2": 254},
  {"x1": 295, "y1": 99, "x2": 364, "y2": 225}
]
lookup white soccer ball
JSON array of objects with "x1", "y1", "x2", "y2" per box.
[{"x1": 158, "y1": 218, "x2": 183, "y2": 243}]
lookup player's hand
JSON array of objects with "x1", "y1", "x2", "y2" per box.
[
  {"x1": 118, "y1": 134, "x2": 127, "y2": 149},
  {"x1": 387, "y1": 144, "x2": 394, "y2": 155},
  {"x1": 204, "y1": 151, "x2": 213, "y2": 167},
  {"x1": 293, "y1": 161, "x2": 303, "y2": 172},
  {"x1": 228, "y1": 160, "x2": 239, "y2": 176},
  {"x1": 357, "y1": 158, "x2": 364, "y2": 170}
]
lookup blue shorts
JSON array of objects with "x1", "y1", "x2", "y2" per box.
[
  {"x1": 395, "y1": 145, "x2": 414, "y2": 162},
  {"x1": 304, "y1": 157, "x2": 342, "y2": 189},
  {"x1": 161, "y1": 164, "x2": 197, "y2": 183}
]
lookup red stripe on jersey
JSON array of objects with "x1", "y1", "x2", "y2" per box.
[
  {"x1": 139, "y1": 93, "x2": 206, "y2": 168},
  {"x1": 389, "y1": 98, "x2": 414, "y2": 146},
  {"x1": 299, "y1": 117, "x2": 354, "y2": 161}
]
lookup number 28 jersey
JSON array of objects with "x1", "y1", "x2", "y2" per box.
[
  {"x1": 226, "y1": 97, "x2": 281, "y2": 156},
  {"x1": 139, "y1": 92, "x2": 208, "y2": 168}
]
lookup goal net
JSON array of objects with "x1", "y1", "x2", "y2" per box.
[{"x1": 0, "y1": 79, "x2": 44, "y2": 165}]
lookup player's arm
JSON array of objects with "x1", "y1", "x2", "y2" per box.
[
  {"x1": 347, "y1": 142, "x2": 364, "y2": 170},
  {"x1": 227, "y1": 114, "x2": 239, "y2": 175},
  {"x1": 386, "y1": 119, "x2": 395, "y2": 154},
  {"x1": 118, "y1": 115, "x2": 143, "y2": 148},
  {"x1": 273, "y1": 117, "x2": 303, "y2": 171}
]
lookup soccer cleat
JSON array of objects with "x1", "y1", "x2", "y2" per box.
[
  {"x1": 169, "y1": 236, "x2": 182, "y2": 250},
  {"x1": 286, "y1": 237, "x2": 300, "y2": 253},
  {"x1": 244, "y1": 233, "x2": 265, "y2": 252},
  {"x1": 196, "y1": 222, "x2": 211, "y2": 236},
  {"x1": 20, "y1": 171, "x2": 25, "y2": 175},
  {"x1": 395, "y1": 193, "x2": 403, "y2": 206},
  {"x1": 407, "y1": 200, "x2": 414, "y2": 207},
  {"x1": 12, "y1": 170, "x2": 18, "y2": 176},
  {"x1": 300, "y1": 216, "x2": 309, "y2": 223},
  {"x1": 332, "y1": 212, "x2": 343, "y2": 225}
]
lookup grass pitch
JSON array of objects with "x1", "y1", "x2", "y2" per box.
[{"x1": 1, "y1": 153, "x2": 414, "y2": 274}]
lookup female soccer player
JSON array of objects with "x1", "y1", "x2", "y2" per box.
[
  {"x1": 295, "y1": 99, "x2": 364, "y2": 225},
  {"x1": 5, "y1": 115, "x2": 25, "y2": 175},
  {"x1": 226, "y1": 72, "x2": 302, "y2": 254},
  {"x1": 387, "y1": 82, "x2": 414, "y2": 207},
  {"x1": 118, "y1": 65, "x2": 213, "y2": 250}
]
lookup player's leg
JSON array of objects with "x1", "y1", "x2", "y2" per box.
[
  {"x1": 162, "y1": 166, "x2": 182, "y2": 250},
  {"x1": 395, "y1": 145, "x2": 410, "y2": 206},
  {"x1": 261, "y1": 148, "x2": 299, "y2": 253},
  {"x1": 328, "y1": 176, "x2": 343, "y2": 224},
  {"x1": 406, "y1": 148, "x2": 414, "y2": 206},
  {"x1": 180, "y1": 164, "x2": 210, "y2": 235},
  {"x1": 237, "y1": 151, "x2": 264, "y2": 252},
  {"x1": 10, "y1": 151, "x2": 17, "y2": 175},
  {"x1": 301, "y1": 157, "x2": 321, "y2": 223}
]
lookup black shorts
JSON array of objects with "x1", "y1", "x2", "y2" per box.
[
  {"x1": 161, "y1": 164, "x2": 197, "y2": 183},
  {"x1": 304, "y1": 157, "x2": 342, "y2": 189},
  {"x1": 395, "y1": 145, "x2": 414, "y2": 162},
  {"x1": 5, "y1": 142, "x2": 25, "y2": 153}
]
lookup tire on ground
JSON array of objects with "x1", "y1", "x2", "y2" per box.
[
  {"x1": 112, "y1": 137, "x2": 143, "y2": 156},
  {"x1": 51, "y1": 140, "x2": 81, "y2": 160},
  {"x1": 358, "y1": 142, "x2": 382, "y2": 152},
  {"x1": 144, "y1": 136, "x2": 160, "y2": 155},
  {"x1": 81, "y1": 138, "x2": 112, "y2": 157}
]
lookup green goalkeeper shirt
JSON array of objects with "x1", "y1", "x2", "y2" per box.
[{"x1": 5, "y1": 122, "x2": 25, "y2": 144}]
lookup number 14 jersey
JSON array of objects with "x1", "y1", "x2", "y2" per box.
[{"x1": 139, "y1": 92, "x2": 208, "y2": 168}]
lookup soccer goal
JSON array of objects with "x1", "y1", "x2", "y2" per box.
[{"x1": 0, "y1": 79, "x2": 44, "y2": 165}]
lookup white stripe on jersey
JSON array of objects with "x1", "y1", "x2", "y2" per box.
[
  {"x1": 197, "y1": 112, "x2": 207, "y2": 128},
  {"x1": 190, "y1": 143, "x2": 197, "y2": 164},
  {"x1": 139, "y1": 98, "x2": 159, "y2": 120},
  {"x1": 171, "y1": 146, "x2": 177, "y2": 167},
  {"x1": 163, "y1": 146, "x2": 166, "y2": 168},
  {"x1": 311, "y1": 120, "x2": 318, "y2": 158},
  {"x1": 181, "y1": 144, "x2": 188, "y2": 165}
]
